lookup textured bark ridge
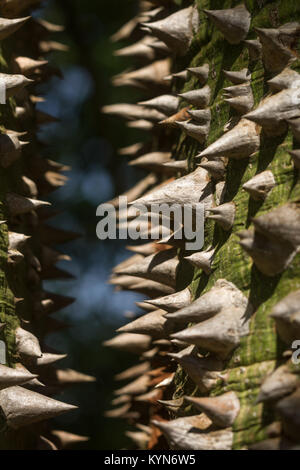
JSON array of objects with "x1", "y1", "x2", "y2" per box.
[
  {"x1": 104, "y1": 0, "x2": 300, "y2": 450},
  {"x1": 0, "y1": 0, "x2": 92, "y2": 450}
]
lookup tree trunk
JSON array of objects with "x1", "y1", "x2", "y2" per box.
[{"x1": 105, "y1": 0, "x2": 300, "y2": 450}]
